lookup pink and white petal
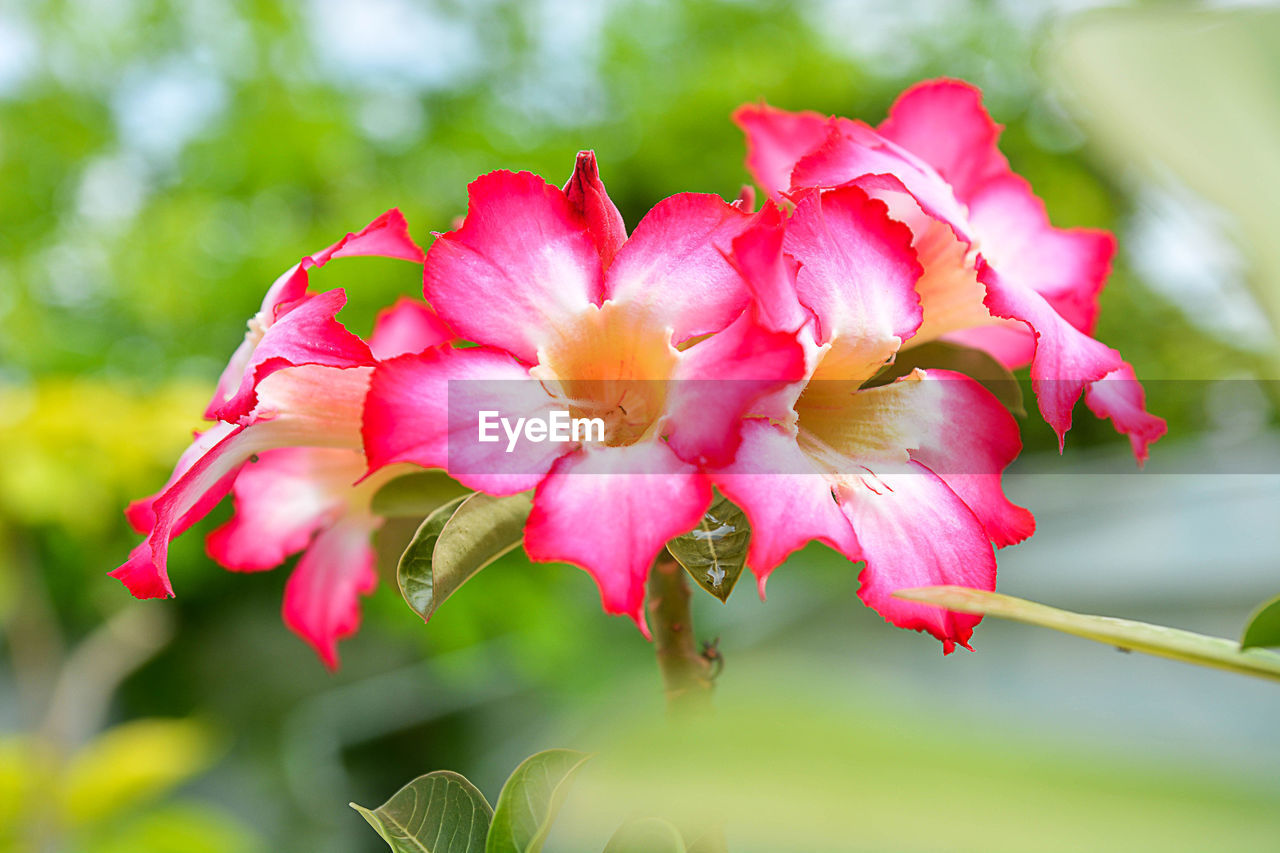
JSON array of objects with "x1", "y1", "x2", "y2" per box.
[
  {"x1": 111, "y1": 423, "x2": 278, "y2": 599},
  {"x1": 205, "y1": 265, "x2": 310, "y2": 419},
  {"x1": 1084, "y1": 363, "x2": 1167, "y2": 465},
  {"x1": 423, "y1": 171, "x2": 602, "y2": 363},
  {"x1": 362, "y1": 348, "x2": 562, "y2": 495},
  {"x1": 524, "y1": 442, "x2": 713, "y2": 629},
  {"x1": 250, "y1": 364, "x2": 371, "y2": 450},
  {"x1": 944, "y1": 321, "x2": 1037, "y2": 369},
  {"x1": 968, "y1": 174, "x2": 1114, "y2": 333},
  {"x1": 877, "y1": 79, "x2": 1009, "y2": 202},
  {"x1": 212, "y1": 289, "x2": 374, "y2": 423},
  {"x1": 978, "y1": 261, "x2": 1123, "y2": 444},
  {"x1": 712, "y1": 420, "x2": 858, "y2": 588},
  {"x1": 836, "y1": 460, "x2": 995, "y2": 652},
  {"x1": 370, "y1": 297, "x2": 453, "y2": 360},
  {"x1": 564, "y1": 150, "x2": 627, "y2": 270},
  {"x1": 790, "y1": 120, "x2": 973, "y2": 235},
  {"x1": 282, "y1": 514, "x2": 381, "y2": 670},
  {"x1": 206, "y1": 447, "x2": 365, "y2": 572},
  {"x1": 727, "y1": 204, "x2": 811, "y2": 335},
  {"x1": 126, "y1": 421, "x2": 240, "y2": 533},
  {"x1": 309, "y1": 207, "x2": 425, "y2": 266},
  {"x1": 783, "y1": 185, "x2": 922, "y2": 382},
  {"x1": 665, "y1": 311, "x2": 808, "y2": 468},
  {"x1": 732, "y1": 102, "x2": 831, "y2": 200},
  {"x1": 910, "y1": 370, "x2": 1034, "y2": 548},
  {"x1": 604, "y1": 193, "x2": 753, "y2": 345}
]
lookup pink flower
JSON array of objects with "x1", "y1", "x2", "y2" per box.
[
  {"x1": 734, "y1": 79, "x2": 1166, "y2": 463},
  {"x1": 714, "y1": 196, "x2": 1032, "y2": 652},
  {"x1": 363, "y1": 152, "x2": 806, "y2": 630},
  {"x1": 114, "y1": 213, "x2": 450, "y2": 667}
]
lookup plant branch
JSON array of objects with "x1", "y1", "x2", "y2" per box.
[{"x1": 646, "y1": 549, "x2": 715, "y2": 714}]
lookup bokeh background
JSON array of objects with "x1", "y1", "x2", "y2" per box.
[{"x1": 2, "y1": 1, "x2": 1279, "y2": 851}]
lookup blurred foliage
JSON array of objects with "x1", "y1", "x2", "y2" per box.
[
  {"x1": 0, "y1": 718, "x2": 260, "y2": 853},
  {"x1": 0, "y1": 1, "x2": 1277, "y2": 852}
]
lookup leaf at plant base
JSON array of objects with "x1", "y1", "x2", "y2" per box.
[
  {"x1": 872, "y1": 341, "x2": 1025, "y2": 416},
  {"x1": 603, "y1": 817, "x2": 688, "y2": 853},
  {"x1": 666, "y1": 494, "x2": 750, "y2": 602},
  {"x1": 1241, "y1": 593, "x2": 1280, "y2": 649},
  {"x1": 372, "y1": 470, "x2": 471, "y2": 517},
  {"x1": 485, "y1": 749, "x2": 591, "y2": 853},
  {"x1": 62, "y1": 718, "x2": 218, "y2": 827},
  {"x1": 397, "y1": 492, "x2": 532, "y2": 622},
  {"x1": 351, "y1": 771, "x2": 492, "y2": 853},
  {"x1": 895, "y1": 586, "x2": 1280, "y2": 683}
]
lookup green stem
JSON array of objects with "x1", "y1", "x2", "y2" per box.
[{"x1": 646, "y1": 549, "x2": 714, "y2": 714}]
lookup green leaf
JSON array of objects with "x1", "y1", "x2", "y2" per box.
[
  {"x1": 485, "y1": 749, "x2": 591, "y2": 853},
  {"x1": 351, "y1": 771, "x2": 492, "y2": 853},
  {"x1": 372, "y1": 471, "x2": 471, "y2": 518},
  {"x1": 1241, "y1": 593, "x2": 1280, "y2": 649},
  {"x1": 666, "y1": 494, "x2": 750, "y2": 602},
  {"x1": 872, "y1": 341, "x2": 1025, "y2": 417},
  {"x1": 603, "y1": 817, "x2": 688, "y2": 853},
  {"x1": 895, "y1": 586, "x2": 1280, "y2": 683},
  {"x1": 398, "y1": 492, "x2": 533, "y2": 622}
]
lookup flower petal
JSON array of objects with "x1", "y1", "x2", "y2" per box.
[
  {"x1": 712, "y1": 420, "x2": 858, "y2": 587},
  {"x1": 877, "y1": 78, "x2": 1009, "y2": 201},
  {"x1": 727, "y1": 203, "x2": 810, "y2": 334},
  {"x1": 524, "y1": 442, "x2": 713, "y2": 630},
  {"x1": 423, "y1": 170, "x2": 602, "y2": 363},
  {"x1": 910, "y1": 370, "x2": 1034, "y2": 548},
  {"x1": 563, "y1": 150, "x2": 627, "y2": 269},
  {"x1": 207, "y1": 209, "x2": 424, "y2": 421},
  {"x1": 206, "y1": 447, "x2": 365, "y2": 571},
  {"x1": 978, "y1": 260, "x2": 1123, "y2": 445},
  {"x1": 370, "y1": 297, "x2": 453, "y2": 360},
  {"x1": 605, "y1": 193, "x2": 752, "y2": 345},
  {"x1": 783, "y1": 185, "x2": 923, "y2": 383},
  {"x1": 126, "y1": 421, "x2": 240, "y2": 534},
  {"x1": 967, "y1": 173, "x2": 1115, "y2": 337},
  {"x1": 1084, "y1": 363, "x2": 1167, "y2": 466},
  {"x1": 836, "y1": 460, "x2": 995, "y2": 653},
  {"x1": 211, "y1": 288, "x2": 374, "y2": 423},
  {"x1": 733, "y1": 102, "x2": 831, "y2": 200},
  {"x1": 664, "y1": 311, "x2": 808, "y2": 468},
  {"x1": 790, "y1": 119, "x2": 974, "y2": 234},
  {"x1": 111, "y1": 424, "x2": 266, "y2": 598},
  {"x1": 310, "y1": 207, "x2": 425, "y2": 265},
  {"x1": 362, "y1": 347, "x2": 563, "y2": 495},
  {"x1": 282, "y1": 514, "x2": 380, "y2": 670}
]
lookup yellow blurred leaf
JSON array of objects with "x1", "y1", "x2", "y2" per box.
[{"x1": 61, "y1": 718, "x2": 218, "y2": 827}]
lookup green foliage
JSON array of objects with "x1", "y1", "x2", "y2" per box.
[
  {"x1": 1241, "y1": 593, "x2": 1280, "y2": 650},
  {"x1": 397, "y1": 492, "x2": 533, "y2": 623},
  {"x1": 0, "y1": 719, "x2": 257, "y2": 853},
  {"x1": 603, "y1": 817, "x2": 687, "y2": 853},
  {"x1": 896, "y1": 586, "x2": 1280, "y2": 682},
  {"x1": 666, "y1": 495, "x2": 750, "y2": 603},
  {"x1": 352, "y1": 771, "x2": 493, "y2": 853},
  {"x1": 874, "y1": 340, "x2": 1026, "y2": 417},
  {"x1": 372, "y1": 471, "x2": 472, "y2": 519},
  {"x1": 352, "y1": 750, "x2": 590, "y2": 853},
  {"x1": 487, "y1": 749, "x2": 592, "y2": 853}
]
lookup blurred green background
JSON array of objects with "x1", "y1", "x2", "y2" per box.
[{"x1": 2, "y1": 1, "x2": 1279, "y2": 851}]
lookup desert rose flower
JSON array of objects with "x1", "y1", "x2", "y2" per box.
[
  {"x1": 715, "y1": 196, "x2": 1032, "y2": 652},
  {"x1": 734, "y1": 79, "x2": 1166, "y2": 462},
  {"x1": 114, "y1": 214, "x2": 449, "y2": 666},
  {"x1": 363, "y1": 153, "x2": 806, "y2": 630}
]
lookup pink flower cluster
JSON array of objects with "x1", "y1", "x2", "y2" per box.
[{"x1": 115, "y1": 80, "x2": 1164, "y2": 666}]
